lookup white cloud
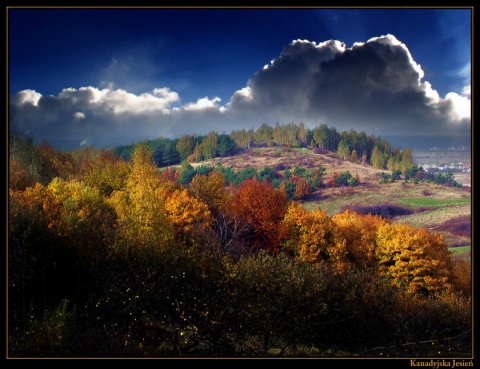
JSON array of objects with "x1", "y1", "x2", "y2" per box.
[
  {"x1": 444, "y1": 92, "x2": 471, "y2": 121},
  {"x1": 184, "y1": 96, "x2": 221, "y2": 111},
  {"x1": 12, "y1": 89, "x2": 42, "y2": 106}
]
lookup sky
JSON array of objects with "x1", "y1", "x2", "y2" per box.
[{"x1": 8, "y1": 7, "x2": 472, "y2": 151}]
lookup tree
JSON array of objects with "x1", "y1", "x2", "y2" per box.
[
  {"x1": 188, "y1": 170, "x2": 230, "y2": 214},
  {"x1": 289, "y1": 175, "x2": 312, "y2": 199},
  {"x1": 217, "y1": 134, "x2": 238, "y2": 157},
  {"x1": 165, "y1": 189, "x2": 213, "y2": 244},
  {"x1": 162, "y1": 139, "x2": 181, "y2": 166},
  {"x1": 47, "y1": 177, "x2": 117, "y2": 261},
  {"x1": 108, "y1": 144, "x2": 173, "y2": 249},
  {"x1": 332, "y1": 209, "x2": 390, "y2": 270},
  {"x1": 297, "y1": 122, "x2": 308, "y2": 146},
  {"x1": 333, "y1": 171, "x2": 352, "y2": 187},
  {"x1": 337, "y1": 139, "x2": 350, "y2": 160},
  {"x1": 37, "y1": 140, "x2": 77, "y2": 182},
  {"x1": 370, "y1": 145, "x2": 384, "y2": 169},
  {"x1": 399, "y1": 147, "x2": 415, "y2": 174},
  {"x1": 233, "y1": 176, "x2": 288, "y2": 252},
  {"x1": 199, "y1": 131, "x2": 219, "y2": 160},
  {"x1": 259, "y1": 166, "x2": 277, "y2": 183},
  {"x1": 313, "y1": 124, "x2": 329, "y2": 149},
  {"x1": 375, "y1": 223, "x2": 454, "y2": 296},
  {"x1": 350, "y1": 149, "x2": 358, "y2": 163},
  {"x1": 9, "y1": 159, "x2": 35, "y2": 191},
  {"x1": 254, "y1": 123, "x2": 274, "y2": 146},
  {"x1": 280, "y1": 202, "x2": 347, "y2": 272},
  {"x1": 81, "y1": 150, "x2": 131, "y2": 197},
  {"x1": 178, "y1": 162, "x2": 198, "y2": 186},
  {"x1": 176, "y1": 134, "x2": 194, "y2": 162},
  {"x1": 234, "y1": 166, "x2": 259, "y2": 186}
]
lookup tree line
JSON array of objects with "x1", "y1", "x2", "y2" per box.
[{"x1": 111, "y1": 122, "x2": 416, "y2": 173}]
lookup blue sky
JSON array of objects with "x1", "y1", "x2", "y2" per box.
[{"x1": 8, "y1": 7, "x2": 472, "y2": 150}]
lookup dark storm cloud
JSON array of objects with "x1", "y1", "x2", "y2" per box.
[
  {"x1": 226, "y1": 34, "x2": 470, "y2": 136},
  {"x1": 10, "y1": 34, "x2": 470, "y2": 150}
]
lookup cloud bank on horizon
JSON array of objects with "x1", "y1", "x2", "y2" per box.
[{"x1": 10, "y1": 34, "x2": 471, "y2": 151}]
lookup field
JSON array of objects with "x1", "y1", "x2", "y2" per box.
[{"x1": 189, "y1": 146, "x2": 472, "y2": 262}]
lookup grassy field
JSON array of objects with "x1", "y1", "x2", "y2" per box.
[{"x1": 395, "y1": 197, "x2": 471, "y2": 207}]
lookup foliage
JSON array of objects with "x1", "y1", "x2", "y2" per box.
[
  {"x1": 332, "y1": 209, "x2": 390, "y2": 270},
  {"x1": 108, "y1": 144, "x2": 175, "y2": 250},
  {"x1": 375, "y1": 223, "x2": 454, "y2": 296},
  {"x1": 188, "y1": 170, "x2": 230, "y2": 213},
  {"x1": 280, "y1": 202, "x2": 347, "y2": 272},
  {"x1": 233, "y1": 176, "x2": 288, "y2": 252}
]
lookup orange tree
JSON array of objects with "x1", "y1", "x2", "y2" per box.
[
  {"x1": 232, "y1": 176, "x2": 288, "y2": 253},
  {"x1": 280, "y1": 202, "x2": 348, "y2": 273}
]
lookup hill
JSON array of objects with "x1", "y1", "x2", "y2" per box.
[{"x1": 184, "y1": 146, "x2": 471, "y2": 259}]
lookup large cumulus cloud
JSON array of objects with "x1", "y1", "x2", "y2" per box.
[
  {"x1": 227, "y1": 34, "x2": 471, "y2": 136},
  {"x1": 10, "y1": 34, "x2": 471, "y2": 150}
]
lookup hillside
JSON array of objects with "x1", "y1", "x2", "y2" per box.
[{"x1": 184, "y1": 146, "x2": 471, "y2": 256}]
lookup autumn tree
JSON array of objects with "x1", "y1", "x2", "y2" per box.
[
  {"x1": 108, "y1": 144, "x2": 173, "y2": 250},
  {"x1": 80, "y1": 150, "x2": 131, "y2": 197},
  {"x1": 37, "y1": 141, "x2": 78, "y2": 181},
  {"x1": 188, "y1": 170, "x2": 230, "y2": 214},
  {"x1": 233, "y1": 176, "x2": 288, "y2": 252},
  {"x1": 332, "y1": 209, "x2": 390, "y2": 270},
  {"x1": 375, "y1": 223, "x2": 454, "y2": 296},
  {"x1": 289, "y1": 175, "x2": 312, "y2": 200},
  {"x1": 9, "y1": 159, "x2": 35, "y2": 191},
  {"x1": 164, "y1": 188, "x2": 213, "y2": 245},
  {"x1": 280, "y1": 202, "x2": 348, "y2": 272}
]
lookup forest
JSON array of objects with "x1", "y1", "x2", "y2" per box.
[{"x1": 7, "y1": 122, "x2": 472, "y2": 358}]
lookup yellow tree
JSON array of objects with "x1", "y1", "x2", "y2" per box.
[
  {"x1": 375, "y1": 223, "x2": 454, "y2": 295},
  {"x1": 280, "y1": 202, "x2": 348, "y2": 272},
  {"x1": 80, "y1": 149, "x2": 131, "y2": 197},
  {"x1": 332, "y1": 209, "x2": 390, "y2": 270},
  {"x1": 47, "y1": 177, "x2": 117, "y2": 261},
  {"x1": 164, "y1": 189, "x2": 213, "y2": 245},
  {"x1": 108, "y1": 144, "x2": 173, "y2": 250}
]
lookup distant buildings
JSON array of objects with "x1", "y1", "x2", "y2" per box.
[{"x1": 420, "y1": 162, "x2": 471, "y2": 173}]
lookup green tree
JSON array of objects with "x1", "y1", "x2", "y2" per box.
[
  {"x1": 176, "y1": 134, "x2": 195, "y2": 162},
  {"x1": 370, "y1": 145, "x2": 384, "y2": 169}
]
